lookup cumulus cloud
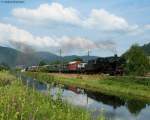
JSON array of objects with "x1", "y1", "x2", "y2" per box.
[
  {"x1": 0, "y1": 22, "x2": 116, "y2": 54},
  {"x1": 12, "y1": 2, "x2": 138, "y2": 32},
  {"x1": 144, "y1": 24, "x2": 150, "y2": 30},
  {"x1": 0, "y1": 23, "x2": 59, "y2": 50},
  {"x1": 82, "y1": 9, "x2": 138, "y2": 32},
  {"x1": 12, "y1": 3, "x2": 81, "y2": 25}
]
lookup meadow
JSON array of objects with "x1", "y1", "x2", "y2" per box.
[
  {"x1": 25, "y1": 72, "x2": 150, "y2": 102},
  {"x1": 0, "y1": 71, "x2": 105, "y2": 120}
]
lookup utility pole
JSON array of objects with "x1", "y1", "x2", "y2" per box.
[
  {"x1": 59, "y1": 48, "x2": 62, "y2": 58},
  {"x1": 59, "y1": 49, "x2": 62, "y2": 73},
  {"x1": 88, "y1": 50, "x2": 90, "y2": 57},
  {"x1": 87, "y1": 49, "x2": 90, "y2": 61}
]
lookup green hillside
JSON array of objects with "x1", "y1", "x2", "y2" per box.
[{"x1": 0, "y1": 46, "x2": 40, "y2": 66}]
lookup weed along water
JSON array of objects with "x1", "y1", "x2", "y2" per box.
[
  {"x1": 1, "y1": 72, "x2": 94, "y2": 120},
  {"x1": 18, "y1": 73, "x2": 150, "y2": 120}
]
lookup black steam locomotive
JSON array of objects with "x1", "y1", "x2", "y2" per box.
[{"x1": 85, "y1": 55, "x2": 124, "y2": 75}]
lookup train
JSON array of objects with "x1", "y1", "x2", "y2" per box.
[{"x1": 27, "y1": 54, "x2": 125, "y2": 75}]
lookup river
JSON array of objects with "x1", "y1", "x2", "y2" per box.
[{"x1": 18, "y1": 74, "x2": 150, "y2": 120}]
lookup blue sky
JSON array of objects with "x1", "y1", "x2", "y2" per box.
[{"x1": 0, "y1": 0, "x2": 150, "y2": 56}]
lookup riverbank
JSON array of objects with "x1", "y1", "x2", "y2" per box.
[
  {"x1": 25, "y1": 72, "x2": 150, "y2": 102},
  {"x1": 0, "y1": 71, "x2": 104, "y2": 120}
]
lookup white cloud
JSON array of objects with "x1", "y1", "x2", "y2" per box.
[
  {"x1": 0, "y1": 23, "x2": 59, "y2": 50},
  {"x1": 82, "y1": 9, "x2": 138, "y2": 32},
  {"x1": 12, "y1": 3, "x2": 81, "y2": 25},
  {"x1": 12, "y1": 3, "x2": 138, "y2": 32},
  {"x1": 0, "y1": 22, "x2": 116, "y2": 53},
  {"x1": 144, "y1": 24, "x2": 150, "y2": 30}
]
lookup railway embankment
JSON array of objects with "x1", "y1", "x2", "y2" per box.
[{"x1": 25, "y1": 72, "x2": 150, "y2": 102}]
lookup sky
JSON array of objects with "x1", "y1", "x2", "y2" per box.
[{"x1": 0, "y1": 0, "x2": 150, "y2": 56}]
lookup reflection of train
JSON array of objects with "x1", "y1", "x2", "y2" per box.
[
  {"x1": 64, "y1": 85, "x2": 146, "y2": 113},
  {"x1": 27, "y1": 55, "x2": 125, "y2": 75}
]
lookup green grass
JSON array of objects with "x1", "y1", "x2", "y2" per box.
[
  {"x1": 0, "y1": 71, "x2": 105, "y2": 120},
  {"x1": 0, "y1": 71, "x2": 16, "y2": 86},
  {"x1": 25, "y1": 72, "x2": 150, "y2": 102}
]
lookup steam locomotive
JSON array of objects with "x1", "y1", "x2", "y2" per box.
[
  {"x1": 28, "y1": 55, "x2": 125, "y2": 75},
  {"x1": 85, "y1": 55, "x2": 124, "y2": 75}
]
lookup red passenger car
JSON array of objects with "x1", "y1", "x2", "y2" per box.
[{"x1": 68, "y1": 61, "x2": 81, "y2": 71}]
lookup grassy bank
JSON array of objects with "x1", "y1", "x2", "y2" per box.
[
  {"x1": 0, "y1": 71, "x2": 104, "y2": 120},
  {"x1": 25, "y1": 72, "x2": 150, "y2": 102}
]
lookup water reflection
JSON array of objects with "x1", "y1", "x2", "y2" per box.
[
  {"x1": 18, "y1": 74, "x2": 150, "y2": 120},
  {"x1": 85, "y1": 90, "x2": 125, "y2": 109},
  {"x1": 127, "y1": 100, "x2": 147, "y2": 115}
]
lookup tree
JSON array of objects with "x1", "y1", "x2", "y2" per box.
[
  {"x1": 122, "y1": 44, "x2": 150, "y2": 76},
  {"x1": 142, "y1": 42, "x2": 150, "y2": 56},
  {"x1": 73, "y1": 57, "x2": 83, "y2": 62},
  {"x1": 49, "y1": 60, "x2": 61, "y2": 65},
  {"x1": 39, "y1": 60, "x2": 47, "y2": 66}
]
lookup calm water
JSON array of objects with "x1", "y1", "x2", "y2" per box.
[{"x1": 18, "y1": 74, "x2": 150, "y2": 120}]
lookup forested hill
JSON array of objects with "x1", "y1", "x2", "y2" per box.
[
  {"x1": 141, "y1": 43, "x2": 150, "y2": 56},
  {"x1": 0, "y1": 46, "x2": 40, "y2": 66}
]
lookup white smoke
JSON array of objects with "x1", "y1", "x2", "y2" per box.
[{"x1": 0, "y1": 22, "x2": 116, "y2": 54}]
